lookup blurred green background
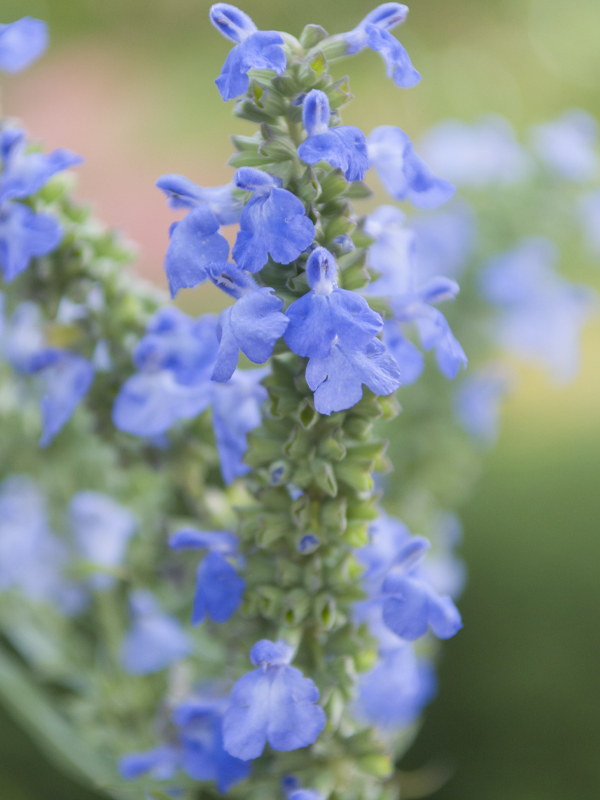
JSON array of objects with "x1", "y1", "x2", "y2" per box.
[{"x1": 1, "y1": 0, "x2": 599, "y2": 798}]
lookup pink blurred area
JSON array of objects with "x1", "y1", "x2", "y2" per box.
[{"x1": 3, "y1": 42, "x2": 236, "y2": 296}]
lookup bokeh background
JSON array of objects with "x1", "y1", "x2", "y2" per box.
[{"x1": 1, "y1": 0, "x2": 600, "y2": 798}]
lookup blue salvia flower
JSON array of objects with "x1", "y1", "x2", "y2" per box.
[
  {"x1": 173, "y1": 696, "x2": 251, "y2": 791},
  {"x1": 112, "y1": 308, "x2": 218, "y2": 437},
  {"x1": 69, "y1": 492, "x2": 137, "y2": 590},
  {"x1": 367, "y1": 126, "x2": 455, "y2": 209},
  {"x1": 364, "y1": 205, "x2": 416, "y2": 297},
  {"x1": 580, "y1": 189, "x2": 600, "y2": 259},
  {"x1": 381, "y1": 321, "x2": 423, "y2": 385},
  {"x1": 156, "y1": 174, "x2": 242, "y2": 225},
  {"x1": 453, "y1": 366, "x2": 512, "y2": 443},
  {"x1": 282, "y1": 777, "x2": 323, "y2": 800},
  {"x1": 207, "y1": 262, "x2": 289, "y2": 382},
  {"x1": 0, "y1": 200, "x2": 63, "y2": 282},
  {"x1": 169, "y1": 528, "x2": 245, "y2": 625},
  {"x1": 222, "y1": 639, "x2": 326, "y2": 760},
  {"x1": 424, "y1": 512, "x2": 467, "y2": 601},
  {"x1": 232, "y1": 167, "x2": 315, "y2": 273},
  {"x1": 418, "y1": 115, "x2": 531, "y2": 187},
  {"x1": 284, "y1": 247, "x2": 402, "y2": 414},
  {"x1": 0, "y1": 475, "x2": 83, "y2": 613},
  {"x1": 0, "y1": 127, "x2": 82, "y2": 203},
  {"x1": 211, "y1": 367, "x2": 268, "y2": 484},
  {"x1": 209, "y1": 3, "x2": 286, "y2": 101},
  {"x1": 0, "y1": 17, "x2": 48, "y2": 73},
  {"x1": 119, "y1": 745, "x2": 180, "y2": 781},
  {"x1": 353, "y1": 643, "x2": 436, "y2": 731},
  {"x1": 297, "y1": 90, "x2": 369, "y2": 182},
  {"x1": 119, "y1": 589, "x2": 192, "y2": 675},
  {"x1": 162, "y1": 206, "x2": 230, "y2": 298},
  {"x1": 479, "y1": 237, "x2": 595, "y2": 383},
  {"x1": 530, "y1": 109, "x2": 598, "y2": 182},
  {"x1": 341, "y1": 4, "x2": 420, "y2": 88}
]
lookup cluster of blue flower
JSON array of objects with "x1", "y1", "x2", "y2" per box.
[{"x1": 0, "y1": 6, "x2": 597, "y2": 800}]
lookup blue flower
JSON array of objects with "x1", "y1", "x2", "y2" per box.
[
  {"x1": 157, "y1": 174, "x2": 242, "y2": 225},
  {"x1": 69, "y1": 492, "x2": 137, "y2": 590},
  {"x1": 28, "y1": 348, "x2": 94, "y2": 447},
  {"x1": 381, "y1": 321, "x2": 423, "y2": 385},
  {"x1": 173, "y1": 697, "x2": 251, "y2": 791},
  {"x1": 0, "y1": 17, "x2": 48, "y2": 73},
  {"x1": 209, "y1": 4, "x2": 286, "y2": 101},
  {"x1": 112, "y1": 309, "x2": 218, "y2": 437},
  {"x1": 285, "y1": 247, "x2": 383, "y2": 359},
  {"x1": 0, "y1": 127, "x2": 82, "y2": 204},
  {"x1": 418, "y1": 115, "x2": 531, "y2": 187},
  {"x1": 163, "y1": 206, "x2": 230, "y2": 298},
  {"x1": 222, "y1": 639, "x2": 326, "y2": 760},
  {"x1": 410, "y1": 305, "x2": 467, "y2": 380},
  {"x1": 410, "y1": 200, "x2": 476, "y2": 282},
  {"x1": 479, "y1": 237, "x2": 595, "y2": 383},
  {"x1": 342, "y1": 4, "x2": 420, "y2": 88},
  {"x1": 0, "y1": 192, "x2": 63, "y2": 282},
  {"x1": 282, "y1": 777, "x2": 323, "y2": 800},
  {"x1": 168, "y1": 528, "x2": 244, "y2": 625},
  {"x1": 119, "y1": 590, "x2": 192, "y2": 675},
  {"x1": 119, "y1": 745, "x2": 180, "y2": 781},
  {"x1": 0, "y1": 475, "x2": 83, "y2": 613},
  {"x1": 353, "y1": 643, "x2": 436, "y2": 731},
  {"x1": 381, "y1": 569, "x2": 462, "y2": 640},
  {"x1": 453, "y1": 366, "x2": 512, "y2": 443},
  {"x1": 363, "y1": 205, "x2": 416, "y2": 296},
  {"x1": 231, "y1": 167, "x2": 315, "y2": 273},
  {"x1": 297, "y1": 90, "x2": 369, "y2": 182},
  {"x1": 207, "y1": 262, "x2": 288, "y2": 382},
  {"x1": 580, "y1": 189, "x2": 600, "y2": 259},
  {"x1": 530, "y1": 109, "x2": 598, "y2": 182},
  {"x1": 368, "y1": 126, "x2": 455, "y2": 209},
  {"x1": 211, "y1": 367, "x2": 268, "y2": 484},
  {"x1": 0, "y1": 300, "x2": 45, "y2": 370}
]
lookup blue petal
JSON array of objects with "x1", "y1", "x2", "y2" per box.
[
  {"x1": 0, "y1": 202, "x2": 62, "y2": 282},
  {"x1": 413, "y1": 307, "x2": 467, "y2": 379},
  {"x1": 306, "y1": 339, "x2": 402, "y2": 415},
  {"x1": 381, "y1": 574, "x2": 462, "y2": 641},
  {"x1": 157, "y1": 174, "x2": 241, "y2": 225},
  {"x1": 250, "y1": 639, "x2": 294, "y2": 666},
  {"x1": 0, "y1": 18, "x2": 48, "y2": 73},
  {"x1": 180, "y1": 715, "x2": 251, "y2": 791},
  {"x1": 302, "y1": 90, "x2": 331, "y2": 137},
  {"x1": 530, "y1": 109, "x2": 598, "y2": 183},
  {"x1": 211, "y1": 368, "x2": 268, "y2": 484},
  {"x1": 209, "y1": 4, "x2": 258, "y2": 43},
  {"x1": 453, "y1": 368, "x2": 510, "y2": 442},
  {"x1": 169, "y1": 528, "x2": 238, "y2": 553},
  {"x1": 298, "y1": 126, "x2": 369, "y2": 182},
  {"x1": 382, "y1": 322, "x2": 424, "y2": 385},
  {"x1": 365, "y1": 25, "x2": 421, "y2": 88},
  {"x1": 232, "y1": 188, "x2": 315, "y2": 273},
  {"x1": 215, "y1": 31, "x2": 285, "y2": 101},
  {"x1": 213, "y1": 288, "x2": 288, "y2": 382},
  {"x1": 28, "y1": 349, "x2": 94, "y2": 447},
  {"x1": 192, "y1": 551, "x2": 245, "y2": 625},
  {"x1": 119, "y1": 745, "x2": 179, "y2": 781},
  {"x1": 223, "y1": 663, "x2": 325, "y2": 760},
  {"x1": 343, "y1": 3, "x2": 409, "y2": 53},
  {"x1": 164, "y1": 206, "x2": 230, "y2": 297}
]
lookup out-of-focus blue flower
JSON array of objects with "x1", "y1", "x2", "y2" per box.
[
  {"x1": 0, "y1": 127, "x2": 82, "y2": 204},
  {"x1": 410, "y1": 200, "x2": 476, "y2": 282},
  {"x1": 342, "y1": 4, "x2": 420, "y2": 88},
  {"x1": 120, "y1": 590, "x2": 192, "y2": 675},
  {"x1": 479, "y1": 237, "x2": 595, "y2": 383},
  {"x1": 0, "y1": 475, "x2": 83, "y2": 613},
  {"x1": 157, "y1": 174, "x2": 242, "y2": 225},
  {"x1": 112, "y1": 309, "x2": 218, "y2": 437},
  {"x1": 282, "y1": 777, "x2": 323, "y2": 800},
  {"x1": 208, "y1": 262, "x2": 288, "y2": 382},
  {"x1": 453, "y1": 365, "x2": 512, "y2": 443},
  {"x1": 174, "y1": 697, "x2": 251, "y2": 791},
  {"x1": 424, "y1": 511, "x2": 467, "y2": 601},
  {"x1": 163, "y1": 207, "x2": 230, "y2": 298},
  {"x1": 119, "y1": 745, "x2": 180, "y2": 781},
  {"x1": 28, "y1": 348, "x2": 94, "y2": 447},
  {"x1": 285, "y1": 247, "x2": 383, "y2": 359},
  {"x1": 411, "y1": 305, "x2": 468, "y2": 379},
  {"x1": 580, "y1": 189, "x2": 600, "y2": 258},
  {"x1": 381, "y1": 569, "x2": 462, "y2": 640},
  {"x1": 382, "y1": 321, "x2": 423, "y2": 385},
  {"x1": 209, "y1": 4, "x2": 286, "y2": 101},
  {"x1": 232, "y1": 167, "x2": 315, "y2": 273},
  {"x1": 223, "y1": 639, "x2": 326, "y2": 761},
  {"x1": 364, "y1": 205, "x2": 415, "y2": 296},
  {"x1": 211, "y1": 367, "x2": 268, "y2": 484},
  {"x1": 368, "y1": 126, "x2": 455, "y2": 209},
  {"x1": 353, "y1": 643, "x2": 436, "y2": 731},
  {"x1": 0, "y1": 300, "x2": 44, "y2": 370},
  {"x1": 0, "y1": 199, "x2": 62, "y2": 282},
  {"x1": 530, "y1": 109, "x2": 598, "y2": 182},
  {"x1": 69, "y1": 492, "x2": 137, "y2": 590},
  {"x1": 297, "y1": 90, "x2": 369, "y2": 182},
  {"x1": 168, "y1": 528, "x2": 244, "y2": 625},
  {"x1": 0, "y1": 17, "x2": 48, "y2": 73},
  {"x1": 419, "y1": 115, "x2": 531, "y2": 187}
]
